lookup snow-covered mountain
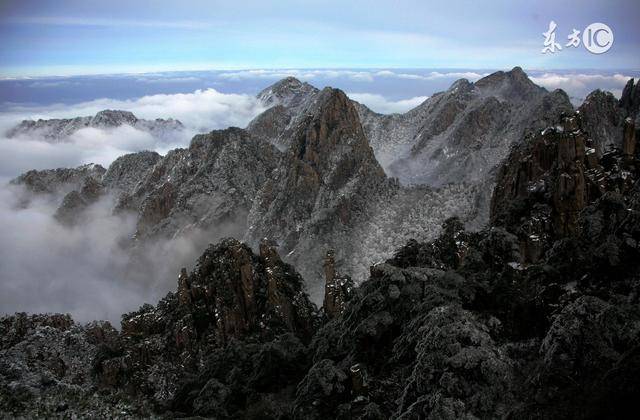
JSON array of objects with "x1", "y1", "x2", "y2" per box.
[{"x1": 10, "y1": 69, "x2": 637, "y2": 299}]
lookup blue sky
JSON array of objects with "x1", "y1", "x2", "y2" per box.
[{"x1": 0, "y1": 0, "x2": 638, "y2": 77}]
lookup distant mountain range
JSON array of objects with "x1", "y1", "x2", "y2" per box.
[{"x1": 6, "y1": 109, "x2": 184, "y2": 142}]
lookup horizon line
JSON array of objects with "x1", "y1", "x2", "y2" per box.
[{"x1": 2, "y1": 66, "x2": 639, "y2": 80}]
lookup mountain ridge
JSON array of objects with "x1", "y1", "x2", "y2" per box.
[{"x1": 6, "y1": 109, "x2": 185, "y2": 142}]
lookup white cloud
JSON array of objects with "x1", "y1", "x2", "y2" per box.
[
  {"x1": 218, "y1": 69, "x2": 375, "y2": 82},
  {"x1": 0, "y1": 88, "x2": 266, "y2": 177},
  {"x1": 0, "y1": 184, "x2": 239, "y2": 325},
  {"x1": 217, "y1": 68, "x2": 488, "y2": 83},
  {"x1": 5, "y1": 88, "x2": 265, "y2": 132},
  {"x1": 530, "y1": 72, "x2": 633, "y2": 102},
  {"x1": 348, "y1": 93, "x2": 429, "y2": 114},
  {"x1": 374, "y1": 70, "x2": 488, "y2": 81}
]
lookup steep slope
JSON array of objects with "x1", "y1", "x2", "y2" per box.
[
  {"x1": 6, "y1": 109, "x2": 184, "y2": 142},
  {"x1": 358, "y1": 67, "x2": 574, "y2": 186},
  {"x1": 247, "y1": 77, "x2": 320, "y2": 150},
  {"x1": 246, "y1": 87, "x2": 390, "y2": 296},
  {"x1": 115, "y1": 127, "x2": 281, "y2": 240}
]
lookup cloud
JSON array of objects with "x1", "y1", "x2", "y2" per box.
[
  {"x1": 0, "y1": 183, "x2": 245, "y2": 325},
  {"x1": 530, "y1": 72, "x2": 633, "y2": 103},
  {"x1": 0, "y1": 88, "x2": 266, "y2": 177},
  {"x1": 0, "y1": 186, "x2": 140, "y2": 324},
  {"x1": 218, "y1": 69, "x2": 376, "y2": 82},
  {"x1": 374, "y1": 70, "x2": 488, "y2": 81},
  {"x1": 4, "y1": 88, "x2": 265, "y2": 132},
  {"x1": 348, "y1": 93, "x2": 429, "y2": 114},
  {"x1": 216, "y1": 69, "x2": 489, "y2": 83}
]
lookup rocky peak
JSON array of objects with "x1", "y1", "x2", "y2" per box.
[
  {"x1": 90, "y1": 110, "x2": 138, "y2": 127},
  {"x1": 257, "y1": 76, "x2": 319, "y2": 108},
  {"x1": 619, "y1": 78, "x2": 640, "y2": 119},
  {"x1": 579, "y1": 89, "x2": 627, "y2": 156},
  {"x1": 475, "y1": 66, "x2": 544, "y2": 100},
  {"x1": 102, "y1": 150, "x2": 161, "y2": 193},
  {"x1": 289, "y1": 87, "x2": 383, "y2": 180},
  {"x1": 115, "y1": 127, "x2": 279, "y2": 240},
  {"x1": 246, "y1": 87, "x2": 388, "y2": 295}
]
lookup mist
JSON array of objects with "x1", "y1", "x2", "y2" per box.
[{"x1": 0, "y1": 182, "x2": 246, "y2": 326}]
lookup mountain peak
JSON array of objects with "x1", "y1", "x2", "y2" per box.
[
  {"x1": 91, "y1": 109, "x2": 138, "y2": 127},
  {"x1": 257, "y1": 77, "x2": 319, "y2": 108},
  {"x1": 475, "y1": 66, "x2": 543, "y2": 100}
]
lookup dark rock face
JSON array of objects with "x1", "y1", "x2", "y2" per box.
[
  {"x1": 6, "y1": 109, "x2": 184, "y2": 142},
  {"x1": 491, "y1": 109, "x2": 637, "y2": 263}
]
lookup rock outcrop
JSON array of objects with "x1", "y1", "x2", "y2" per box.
[
  {"x1": 322, "y1": 249, "x2": 354, "y2": 319},
  {"x1": 116, "y1": 127, "x2": 281, "y2": 240},
  {"x1": 491, "y1": 104, "x2": 638, "y2": 262},
  {"x1": 54, "y1": 176, "x2": 105, "y2": 225}
]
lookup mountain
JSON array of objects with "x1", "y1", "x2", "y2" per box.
[
  {"x1": 112, "y1": 127, "x2": 280, "y2": 240},
  {"x1": 2, "y1": 88, "x2": 638, "y2": 417},
  {"x1": 8, "y1": 71, "x2": 639, "y2": 299},
  {"x1": 9, "y1": 79, "x2": 486, "y2": 297},
  {"x1": 356, "y1": 67, "x2": 574, "y2": 186},
  {"x1": 6, "y1": 109, "x2": 184, "y2": 142},
  {"x1": 247, "y1": 76, "x2": 320, "y2": 150},
  {"x1": 245, "y1": 87, "x2": 390, "y2": 296}
]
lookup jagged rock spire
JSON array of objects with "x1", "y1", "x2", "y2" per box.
[{"x1": 322, "y1": 248, "x2": 353, "y2": 319}]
